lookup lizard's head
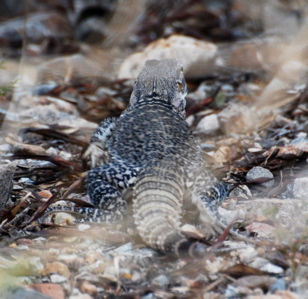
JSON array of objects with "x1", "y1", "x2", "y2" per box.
[{"x1": 129, "y1": 59, "x2": 187, "y2": 118}]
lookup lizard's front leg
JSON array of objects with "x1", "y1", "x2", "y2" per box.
[
  {"x1": 83, "y1": 117, "x2": 117, "y2": 168},
  {"x1": 189, "y1": 170, "x2": 229, "y2": 235}
]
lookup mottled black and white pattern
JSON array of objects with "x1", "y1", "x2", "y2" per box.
[{"x1": 47, "y1": 59, "x2": 229, "y2": 257}]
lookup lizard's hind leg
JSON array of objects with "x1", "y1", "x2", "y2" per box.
[
  {"x1": 85, "y1": 162, "x2": 141, "y2": 222},
  {"x1": 42, "y1": 163, "x2": 141, "y2": 224}
]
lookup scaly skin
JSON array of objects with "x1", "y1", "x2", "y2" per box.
[{"x1": 44, "y1": 59, "x2": 229, "y2": 258}]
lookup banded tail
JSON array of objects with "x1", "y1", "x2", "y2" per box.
[{"x1": 133, "y1": 166, "x2": 207, "y2": 258}]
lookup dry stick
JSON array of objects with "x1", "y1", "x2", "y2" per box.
[
  {"x1": 202, "y1": 275, "x2": 227, "y2": 293},
  {"x1": 23, "y1": 190, "x2": 61, "y2": 226}
]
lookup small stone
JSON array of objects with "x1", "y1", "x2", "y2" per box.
[
  {"x1": 152, "y1": 275, "x2": 170, "y2": 288},
  {"x1": 293, "y1": 177, "x2": 308, "y2": 199},
  {"x1": 185, "y1": 115, "x2": 194, "y2": 127},
  {"x1": 249, "y1": 258, "x2": 283, "y2": 275},
  {"x1": 196, "y1": 114, "x2": 220, "y2": 135},
  {"x1": 246, "y1": 166, "x2": 274, "y2": 187},
  {"x1": 53, "y1": 212, "x2": 76, "y2": 225},
  {"x1": 141, "y1": 293, "x2": 156, "y2": 299},
  {"x1": 32, "y1": 237, "x2": 47, "y2": 246},
  {"x1": 221, "y1": 84, "x2": 234, "y2": 94},
  {"x1": 80, "y1": 281, "x2": 97, "y2": 296},
  {"x1": 270, "y1": 278, "x2": 287, "y2": 292},
  {"x1": 41, "y1": 262, "x2": 71, "y2": 279},
  {"x1": 237, "y1": 247, "x2": 258, "y2": 264},
  {"x1": 50, "y1": 274, "x2": 68, "y2": 283},
  {"x1": 112, "y1": 242, "x2": 133, "y2": 254}
]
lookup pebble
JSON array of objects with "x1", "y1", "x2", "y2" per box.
[
  {"x1": 246, "y1": 166, "x2": 274, "y2": 188},
  {"x1": 196, "y1": 114, "x2": 220, "y2": 135},
  {"x1": 53, "y1": 212, "x2": 76, "y2": 226},
  {"x1": 151, "y1": 275, "x2": 170, "y2": 288},
  {"x1": 293, "y1": 177, "x2": 308, "y2": 199},
  {"x1": 80, "y1": 281, "x2": 97, "y2": 296},
  {"x1": 221, "y1": 84, "x2": 235, "y2": 97},
  {"x1": 250, "y1": 258, "x2": 283, "y2": 275},
  {"x1": 50, "y1": 274, "x2": 68, "y2": 284},
  {"x1": 270, "y1": 278, "x2": 287, "y2": 292},
  {"x1": 141, "y1": 293, "x2": 156, "y2": 299},
  {"x1": 41, "y1": 262, "x2": 71, "y2": 279},
  {"x1": 237, "y1": 247, "x2": 258, "y2": 264},
  {"x1": 185, "y1": 115, "x2": 194, "y2": 127}
]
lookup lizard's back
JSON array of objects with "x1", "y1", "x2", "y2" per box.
[
  {"x1": 108, "y1": 100, "x2": 196, "y2": 167},
  {"x1": 87, "y1": 59, "x2": 228, "y2": 258}
]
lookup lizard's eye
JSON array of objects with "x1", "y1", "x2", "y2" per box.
[
  {"x1": 177, "y1": 82, "x2": 184, "y2": 93},
  {"x1": 180, "y1": 66, "x2": 183, "y2": 72}
]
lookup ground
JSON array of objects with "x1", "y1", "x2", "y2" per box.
[{"x1": 0, "y1": 1, "x2": 308, "y2": 298}]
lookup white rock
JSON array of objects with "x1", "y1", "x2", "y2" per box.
[
  {"x1": 196, "y1": 114, "x2": 220, "y2": 135},
  {"x1": 50, "y1": 274, "x2": 68, "y2": 283},
  {"x1": 260, "y1": 263, "x2": 284, "y2": 274},
  {"x1": 246, "y1": 166, "x2": 274, "y2": 188},
  {"x1": 118, "y1": 35, "x2": 217, "y2": 79},
  {"x1": 152, "y1": 275, "x2": 170, "y2": 287},
  {"x1": 53, "y1": 212, "x2": 76, "y2": 225},
  {"x1": 293, "y1": 177, "x2": 308, "y2": 199},
  {"x1": 237, "y1": 247, "x2": 258, "y2": 263},
  {"x1": 185, "y1": 115, "x2": 194, "y2": 127},
  {"x1": 250, "y1": 257, "x2": 283, "y2": 274}
]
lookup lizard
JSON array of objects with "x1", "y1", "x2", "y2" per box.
[{"x1": 45, "y1": 59, "x2": 229, "y2": 258}]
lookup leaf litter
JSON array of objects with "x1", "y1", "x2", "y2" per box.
[{"x1": 0, "y1": 1, "x2": 308, "y2": 298}]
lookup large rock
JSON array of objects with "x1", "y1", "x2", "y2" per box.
[
  {"x1": 246, "y1": 166, "x2": 274, "y2": 188},
  {"x1": 196, "y1": 114, "x2": 220, "y2": 135},
  {"x1": 118, "y1": 35, "x2": 217, "y2": 79}
]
